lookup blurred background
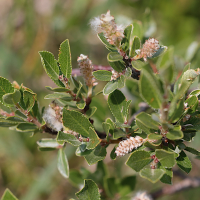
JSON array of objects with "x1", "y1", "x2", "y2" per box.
[{"x1": 0, "y1": 0, "x2": 200, "y2": 199}]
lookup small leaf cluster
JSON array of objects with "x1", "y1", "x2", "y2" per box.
[{"x1": 1, "y1": 10, "x2": 200, "y2": 200}]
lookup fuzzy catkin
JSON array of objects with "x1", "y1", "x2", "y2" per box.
[
  {"x1": 140, "y1": 38, "x2": 160, "y2": 61},
  {"x1": 115, "y1": 136, "x2": 144, "y2": 156},
  {"x1": 43, "y1": 105, "x2": 63, "y2": 132},
  {"x1": 90, "y1": 10, "x2": 124, "y2": 47},
  {"x1": 132, "y1": 191, "x2": 152, "y2": 200},
  {"x1": 77, "y1": 54, "x2": 95, "y2": 87}
]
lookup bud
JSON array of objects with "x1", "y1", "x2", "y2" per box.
[
  {"x1": 77, "y1": 54, "x2": 96, "y2": 87},
  {"x1": 140, "y1": 38, "x2": 160, "y2": 62},
  {"x1": 115, "y1": 136, "x2": 145, "y2": 156}
]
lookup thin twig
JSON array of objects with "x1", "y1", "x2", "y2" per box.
[{"x1": 151, "y1": 177, "x2": 200, "y2": 199}]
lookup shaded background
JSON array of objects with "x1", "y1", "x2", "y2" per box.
[{"x1": 0, "y1": 0, "x2": 200, "y2": 199}]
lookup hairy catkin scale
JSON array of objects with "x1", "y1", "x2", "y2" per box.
[
  {"x1": 140, "y1": 38, "x2": 160, "y2": 61},
  {"x1": 132, "y1": 191, "x2": 153, "y2": 200},
  {"x1": 115, "y1": 136, "x2": 145, "y2": 156},
  {"x1": 90, "y1": 10, "x2": 124, "y2": 47},
  {"x1": 77, "y1": 54, "x2": 95, "y2": 87}
]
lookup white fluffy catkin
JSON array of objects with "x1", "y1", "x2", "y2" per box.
[
  {"x1": 115, "y1": 136, "x2": 145, "y2": 156},
  {"x1": 43, "y1": 103, "x2": 63, "y2": 132},
  {"x1": 132, "y1": 191, "x2": 152, "y2": 200}
]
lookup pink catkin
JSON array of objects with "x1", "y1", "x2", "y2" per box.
[
  {"x1": 140, "y1": 38, "x2": 160, "y2": 61},
  {"x1": 115, "y1": 136, "x2": 145, "y2": 156}
]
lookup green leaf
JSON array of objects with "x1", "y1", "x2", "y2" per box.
[
  {"x1": 108, "y1": 61, "x2": 125, "y2": 72},
  {"x1": 148, "y1": 133, "x2": 162, "y2": 140},
  {"x1": 44, "y1": 93, "x2": 72, "y2": 101},
  {"x1": 76, "y1": 99, "x2": 86, "y2": 110},
  {"x1": 76, "y1": 146, "x2": 92, "y2": 157},
  {"x1": 45, "y1": 86, "x2": 70, "y2": 92},
  {"x1": 84, "y1": 145, "x2": 107, "y2": 165},
  {"x1": 166, "y1": 126, "x2": 183, "y2": 140},
  {"x1": 102, "y1": 122, "x2": 110, "y2": 139},
  {"x1": 37, "y1": 138, "x2": 64, "y2": 149},
  {"x1": 110, "y1": 145, "x2": 117, "y2": 160},
  {"x1": 104, "y1": 177, "x2": 118, "y2": 197},
  {"x1": 97, "y1": 32, "x2": 118, "y2": 52},
  {"x1": 185, "y1": 41, "x2": 199, "y2": 62},
  {"x1": 23, "y1": 90, "x2": 36, "y2": 111},
  {"x1": 157, "y1": 47, "x2": 174, "y2": 69},
  {"x1": 0, "y1": 77, "x2": 14, "y2": 104},
  {"x1": 57, "y1": 148, "x2": 69, "y2": 178},
  {"x1": 93, "y1": 70, "x2": 112, "y2": 81},
  {"x1": 155, "y1": 149, "x2": 176, "y2": 168},
  {"x1": 189, "y1": 89, "x2": 200, "y2": 97},
  {"x1": 170, "y1": 69, "x2": 198, "y2": 115},
  {"x1": 126, "y1": 150, "x2": 151, "y2": 172},
  {"x1": 160, "y1": 167, "x2": 173, "y2": 185},
  {"x1": 76, "y1": 81, "x2": 83, "y2": 98},
  {"x1": 150, "y1": 46, "x2": 168, "y2": 59},
  {"x1": 157, "y1": 48, "x2": 174, "y2": 83},
  {"x1": 132, "y1": 20, "x2": 143, "y2": 39},
  {"x1": 106, "y1": 118, "x2": 115, "y2": 131},
  {"x1": 136, "y1": 112, "x2": 160, "y2": 130},
  {"x1": 168, "y1": 98, "x2": 184, "y2": 123},
  {"x1": 85, "y1": 107, "x2": 97, "y2": 118},
  {"x1": 63, "y1": 109, "x2": 93, "y2": 137},
  {"x1": 16, "y1": 123, "x2": 38, "y2": 132},
  {"x1": 103, "y1": 80, "x2": 118, "y2": 95},
  {"x1": 173, "y1": 63, "x2": 190, "y2": 95},
  {"x1": 131, "y1": 60, "x2": 146, "y2": 71},
  {"x1": 144, "y1": 140, "x2": 162, "y2": 149},
  {"x1": 185, "y1": 147, "x2": 200, "y2": 156},
  {"x1": 39, "y1": 51, "x2": 59, "y2": 80},
  {"x1": 113, "y1": 129, "x2": 127, "y2": 139},
  {"x1": 181, "y1": 69, "x2": 198, "y2": 83},
  {"x1": 76, "y1": 179, "x2": 101, "y2": 200},
  {"x1": 1, "y1": 189, "x2": 18, "y2": 200},
  {"x1": 136, "y1": 120, "x2": 151, "y2": 135},
  {"x1": 185, "y1": 95, "x2": 198, "y2": 112},
  {"x1": 176, "y1": 151, "x2": 192, "y2": 173},
  {"x1": 139, "y1": 168, "x2": 165, "y2": 183},
  {"x1": 57, "y1": 131, "x2": 81, "y2": 146},
  {"x1": 125, "y1": 67, "x2": 132, "y2": 78},
  {"x1": 121, "y1": 24, "x2": 133, "y2": 52},
  {"x1": 139, "y1": 65, "x2": 164, "y2": 108},
  {"x1": 0, "y1": 117, "x2": 21, "y2": 127},
  {"x1": 130, "y1": 36, "x2": 141, "y2": 57},
  {"x1": 107, "y1": 52, "x2": 123, "y2": 62},
  {"x1": 58, "y1": 39, "x2": 72, "y2": 79},
  {"x1": 86, "y1": 127, "x2": 100, "y2": 149},
  {"x1": 108, "y1": 89, "x2": 127, "y2": 123},
  {"x1": 3, "y1": 90, "x2": 21, "y2": 106},
  {"x1": 118, "y1": 176, "x2": 136, "y2": 196},
  {"x1": 69, "y1": 170, "x2": 84, "y2": 187}
]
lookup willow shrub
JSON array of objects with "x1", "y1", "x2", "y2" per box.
[{"x1": 1, "y1": 11, "x2": 200, "y2": 200}]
